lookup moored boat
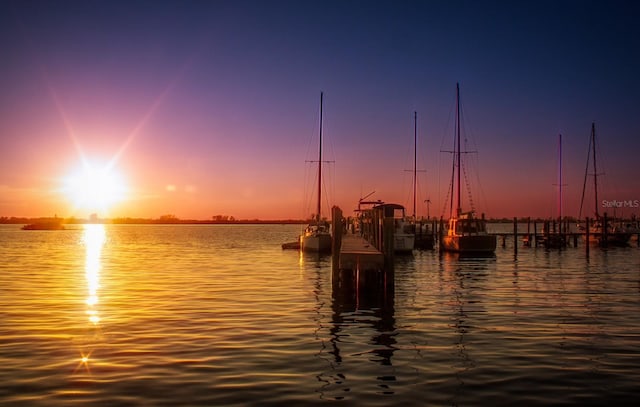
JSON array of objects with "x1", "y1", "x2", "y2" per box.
[
  {"x1": 578, "y1": 123, "x2": 631, "y2": 247},
  {"x1": 299, "y1": 92, "x2": 332, "y2": 253},
  {"x1": 442, "y1": 211, "x2": 496, "y2": 253},
  {"x1": 441, "y1": 83, "x2": 496, "y2": 254}
]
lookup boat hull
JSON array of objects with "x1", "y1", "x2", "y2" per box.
[
  {"x1": 394, "y1": 233, "x2": 415, "y2": 253},
  {"x1": 441, "y1": 235, "x2": 496, "y2": 253},
  {"x1": 22, "y1": 222, "x2": 64, "y2": 230},
  {"x1": 301, "y1": 233, "x2": 332, "y2": 252},
  {"x1": 587, "y1": 232, "x2": 631, "y2": 247}
]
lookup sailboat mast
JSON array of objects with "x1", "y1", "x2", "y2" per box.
[
  {"x1": 558, "y1": 134, "x2": 563, "y2": 220},
  {"x1": 413, "y1": 111, "x2": 417, "y2": 219},
  {"x1": 456, "y1": 83, "x2": 461, "y2": 216},
  {"x1": 591, "y1": 122, "x2": 599, "y2": 219},
  {"x1": 317, "y1": 92, "x2": 323, "y2": 222}
]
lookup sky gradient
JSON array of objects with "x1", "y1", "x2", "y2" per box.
[{"x1": 1, "y1": 0, "x2": 639, "y2": 220}]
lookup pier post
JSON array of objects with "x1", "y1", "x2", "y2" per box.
[
  {"x1": 438, "y1": 217, "x2": 444, "y2": 253},
  {"x1": 602, "y1": 213, "x2": 609, "y2": 248},
  {"x1": 585, "y1": 217, "x2": 590, "y2": 257},
  {"x1": 513, "y1": 217, "x2": 518, "y2": 256},
  {"x1": 332, "y1": 206, "x2": 343, "y2": 262},
  {"x1": 533, "y1": 220, "x2": 538, "y2": 247},
  {"x1": 331, "y1": 206, "x2": 343, "y2": 293},
  {"x1": 382, "y1": 208, "x2": 395, "y2": 271},
  {"x1": 376, "y1": 205, "x2": 395, "y2": 297}
]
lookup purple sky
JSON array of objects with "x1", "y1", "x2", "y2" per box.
[{"x1": 1, "y1": 0, "x2": 639, "y2": 220}]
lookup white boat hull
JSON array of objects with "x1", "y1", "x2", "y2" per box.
[
  {"x1": 394, "y1": 233, "x2": 415, "y2": 253},
  {"x1": 301, "y1": 233, "x2": 332, "y2": 252}
]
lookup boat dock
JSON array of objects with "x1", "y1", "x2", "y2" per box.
[
  {"x1": 331, "y1": 205, "x2": 394, "y2": 273},
  {"x1": 331, "y1": 206, "x2": 394, "y2": 299},
  {"x1": 338, "y1": 234, "x2": 384, "y2": 271}
]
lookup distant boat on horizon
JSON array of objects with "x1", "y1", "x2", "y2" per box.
[
  {"x1": 300, "y1": 92, "x2": 332, "y2": 253},
  {"x1": 440, "y1": 83, "x2": 496, "y2": 254},
  {"x1": 22, "y1": 217, "x2": 65, "y2": 230}
]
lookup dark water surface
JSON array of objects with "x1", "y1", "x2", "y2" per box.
[{"x1": 1, "y1": 224, "x2": 639, "y2": 406}]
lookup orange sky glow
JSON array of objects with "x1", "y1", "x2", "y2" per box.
[{"x1": 2, "y1": 2, "x2": 639, "y2": 221}]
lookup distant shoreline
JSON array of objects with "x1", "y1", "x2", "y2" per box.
[
  {"x1": 0, "y1": 217, "x2": 308, "y2": 225},
  {"x1": 3, "y1": 215, "x2": 630, "y2": 225}
]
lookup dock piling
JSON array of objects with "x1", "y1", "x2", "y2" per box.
[{"x1": 513, "y1": 217, "x2": 518, "y2": 256}]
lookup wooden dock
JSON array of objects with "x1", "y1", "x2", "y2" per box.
[{"x1": 338, "y1": 234, "x2": 384, "y2": 271}]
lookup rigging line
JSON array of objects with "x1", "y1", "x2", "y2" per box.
[
  {"x1": 578, "y1": 128, "x2": 593, "y2": 220},
  {"x1": 461, "y1": 158, "x2": 476, "y2": 212},
  {"x1": 322, "y1": 162, "x2": 335, "y2": 220},
  {"x1": 441, "y1": 174, "x2": 453, "y2": 219},
  {"x1": 467, "y1": 143, "x2": 490, "y2": 214}
]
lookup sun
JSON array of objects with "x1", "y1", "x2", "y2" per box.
[{"x1": 63, "y1": 160, "x2": 127, "y2": 213}]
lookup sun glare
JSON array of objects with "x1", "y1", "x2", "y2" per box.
[{"x1": 64, "y1": 161, "x2": 127, "y2": 213}]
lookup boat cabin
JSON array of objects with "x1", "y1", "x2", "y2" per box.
[{"x1": 447, "y1": 212, "x2": 488, "y2": 236}]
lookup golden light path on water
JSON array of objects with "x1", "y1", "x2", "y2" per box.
[
  {"x1": 84, "y1": 224, "x2": 105, "y2": 325},
  {"x1": 77, "y1": 224, "x2": 106, "y2": 371}
]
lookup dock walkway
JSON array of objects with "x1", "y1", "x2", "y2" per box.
[{"x1": 339, "y1": 234, "x2": 384, "y2": 271}]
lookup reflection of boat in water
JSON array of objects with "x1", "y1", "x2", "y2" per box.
[
  {"x1": 300, "y1": 92, "x2": 332, "y2": 253},
  {"x1": 578, "y1": 123, "x2": 631, "y2": 247},
  {"x1": 22, "y1": 218, "x2": 65, "y2": 230},
  {"x1": 441, "y1": 83, "x2": 496, "y2": 254}
]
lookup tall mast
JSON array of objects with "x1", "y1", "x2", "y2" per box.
[
  {"x1": 591, "y1": 122, "x2": 599, "y2": 219},
  {"x1": 413, "y1": 111, "x2": 417, "y2": 219},
  {"x1": 456, "y1": 82, "x2": 461, "y2": 216},
  {"x1": 558, "y1": 133, "x2": 563, "y2": 220},
  {"x1": 317, "y1": 92, "x2": 323, "y2": 221}
]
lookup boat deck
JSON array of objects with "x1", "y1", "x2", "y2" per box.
[{"x1": 339, "y1": 234, "x2": 384, "y2": 271}]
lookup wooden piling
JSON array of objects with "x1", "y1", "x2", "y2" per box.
[
  {"x1": 602, "y1": 212, "x2": 609, "y2": 248},
  {"x1": 513, "y1": 217, "x2": 518, "y2": 256},
  {"x1": 439, "y1": 217, "x2": 445, "y2": 253},
  {"x1": 585, "y1": 217, "x2": 590, "y2": 257},
  {"x1": 331, "y1": 206, "x2": 343, "y2": 273}
]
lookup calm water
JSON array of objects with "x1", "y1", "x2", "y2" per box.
[{"x1": 1, "y1": 224, "x2": 639, "y2": 406}]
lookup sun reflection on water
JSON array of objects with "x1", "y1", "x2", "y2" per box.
[{"x1": 83, "y1": 224, "x2": 105, "y2": 326}]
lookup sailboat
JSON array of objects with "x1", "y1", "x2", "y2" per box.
[
  {"x1": 440, "y1": 83, "x2": 496, "y2": 254},
  {"x1": 407, "y1": 111, "x2": 434, "y2": 250},
  {"x1": 542, "y1": 134, "x2": 567, "y2": 249},
  {"x1": 300, "y1": 92, "x2": 332, "y2": 252},
  {"x1": 578, "y1": 122, "x2": 631, "y2": 247}
]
